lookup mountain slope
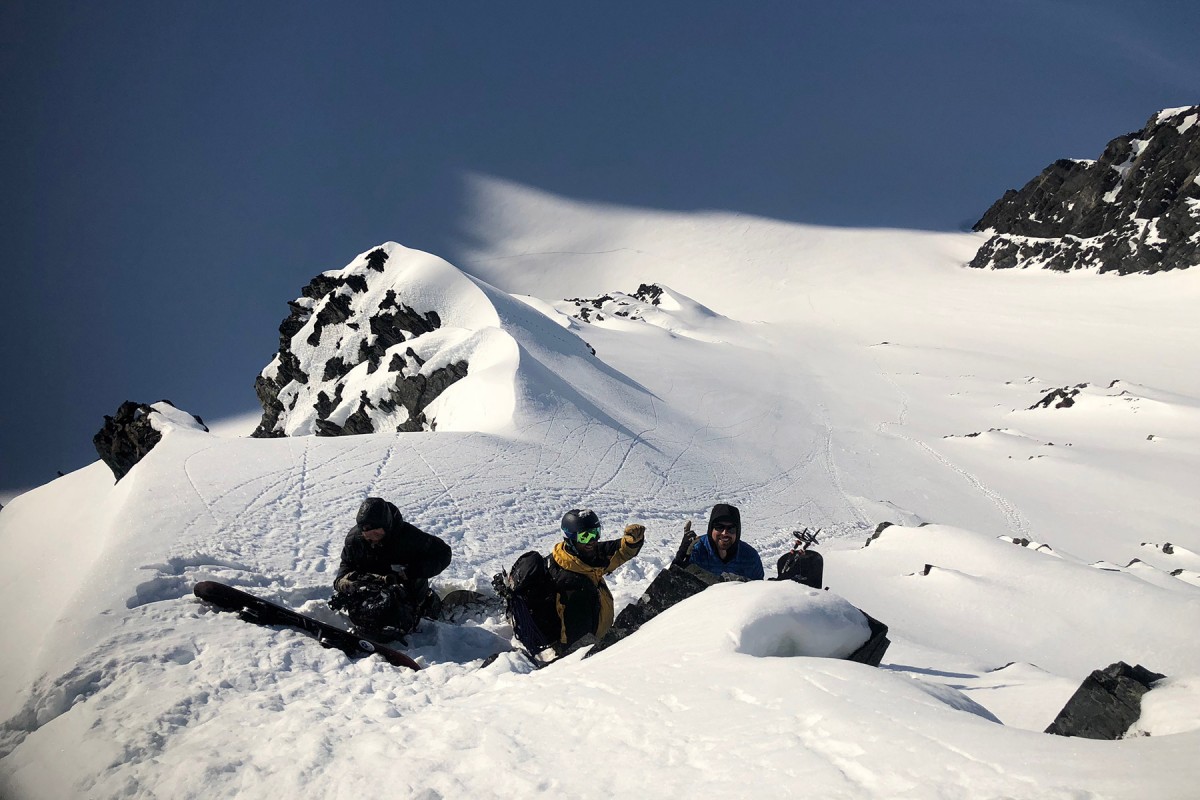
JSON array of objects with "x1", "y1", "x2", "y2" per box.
[{"x1": 2, "y1": 188, "x2": 1199, "y2": 798}]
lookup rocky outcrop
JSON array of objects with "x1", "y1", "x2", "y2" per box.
[
  {"x1": 562, "y1": 283, "x2": 668, "y2": 324},
  {"x1": 94, "y1": 400, "x2": 208, "y2": 481},
  {"x1": 252, "y1": 244, "x2": 478, "y2": 438},
  {"x1": 970, "y1": 106, "x2": 1200, "y2": 274},
  {"x1": 1045, "y1": 661, "x2": 1165, "y2": 739}
]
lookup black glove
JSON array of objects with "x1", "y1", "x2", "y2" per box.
[{"x1": 672, "y1": 520, "x2": 697, "y2": 567}]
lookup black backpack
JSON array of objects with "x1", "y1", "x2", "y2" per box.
[
  {"x1": 501, "y1": 551, "x2": 561, "y2": 652},
  {"x1": 776, "y1": 549, "x2": 824, "y2": 589}
]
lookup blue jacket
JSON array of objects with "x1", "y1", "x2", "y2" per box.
[{"x1": 689, "y1": 533, "x2": 765, "y2": 580}]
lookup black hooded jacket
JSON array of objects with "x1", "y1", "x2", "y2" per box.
[{"x1": 333, "y1": 500, "x2": 452, "y2": 593}]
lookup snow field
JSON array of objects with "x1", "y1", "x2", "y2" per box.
[{"x1": 4, "y1": 184, "x2": 1200, "y2": 797}]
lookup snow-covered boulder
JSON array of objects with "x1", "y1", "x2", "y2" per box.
[
  {"x1": 252, "y1": 243, "x2": 520, "y2": 437},
  {"x1": 93, "y1": 400, "x2": 208, "y2": 481},
  {"x1": 602, "y1": 580, "x2": 874, "y2": 662},
  {"x1": 970, "y1": 106, "x2": 1200, "y2": 274}
]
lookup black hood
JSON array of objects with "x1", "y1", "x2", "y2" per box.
[
  {"x1": 356, "y1": 497, "x2": 401, "y2": 532},
  {"x1": 707, "y1": 503, "x2": 741, "y2": 539}
]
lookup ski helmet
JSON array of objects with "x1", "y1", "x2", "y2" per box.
[
  {"x1": 357, "y1": 497, "x2": 398, "y2": 531},
  {"x1": 561, "y1": 508, "x2": 601, "y2": 544}
]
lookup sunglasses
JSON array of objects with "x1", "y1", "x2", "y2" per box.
[
  {"x1": 711, "y1": 523, "x2": 738, "y2": 533},
  {"x1": 575, "y1": 526, "x2": 602, "y2": 544}
]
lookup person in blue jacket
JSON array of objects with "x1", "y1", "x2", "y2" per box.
[{"x1": 680, "y1": 503, "x2": 765, "y2": 580}]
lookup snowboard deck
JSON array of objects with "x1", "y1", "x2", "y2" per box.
[{"x1": 194, "y1": 580, "x2": 421, "y2": 671}]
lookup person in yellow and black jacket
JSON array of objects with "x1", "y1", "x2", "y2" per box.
[{"x1": 548, "y1": 508, "x2": 645, "y2": 651}]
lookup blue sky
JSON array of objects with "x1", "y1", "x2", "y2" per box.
[{"x1": 2, "y1": 1, "x2": 1197, "y2": 496}]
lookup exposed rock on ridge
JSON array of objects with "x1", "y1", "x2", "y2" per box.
[
  {"x1": 94, "y1": 400, "x2": 209, "y2": 481},
  {"x1": 970, "y1": 106, "x2": 1200, "y2": 274},
  {"x1": 253, "y1": 244, "x2": 484, "y2": 437},
  {"x1": 561, "y1": 283, "x2": 668, "y2": 324}
]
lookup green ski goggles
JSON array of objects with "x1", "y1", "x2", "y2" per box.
[{"x1": 574, "y1": 526, "x2": 602, "y2": 545}]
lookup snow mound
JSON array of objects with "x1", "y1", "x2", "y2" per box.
[
  {"x1": 605, "y1": 580, "x2": 871, "y2": 661},
  {"x1": 832, "y1": 524, "x2": 1200, "y2": 676},
  {"x1": 146, "y1": 401, "x2": 210, "y2": 435}
]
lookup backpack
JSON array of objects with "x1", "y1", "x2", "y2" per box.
[
  {"x1": 502, "y1": 551, "x2": 561, "y2": 652},
  {"x1": 776, "y1": 549, "x2": 824, "y2": 589}
]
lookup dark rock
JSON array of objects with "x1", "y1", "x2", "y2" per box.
[
  {"x1": 970, "y1": 106, "x2": 1200, "y2": 274},
  {"x1": 864, "y1": 521, "x2": 893, "y2": 546},
  {"x1": 93, "y1": 400, "x2": 206, "y2": 481},
  {"x1": 341, "y1": 394, "x2": 377, "y2": 435},
  {"x1": 322, "y1": 356, "x2": 354, "y2": 382},
  {"x1": 1045, "y1": 661, "x2": 1165, "y2": 739},
  {"x1": 316, "y1": 391, "x2": 377, "y2": 436},
  {"x1": 1030, "y1": 387, "x2": 1082, "y2": 409},
  {"x1": 633, "y1": 284, "x2": 665, "y2": 304},
  {"x1": 314, "y1": 384, "x2": 344, "y2": 422},
  {"x1": 306, "y1": 292, "x2": 353, "y2": 347},
  {"x1": 386, "y1": 360, "x2": 469, "y2": 432},
  {"x1": 357, "y1": 294, "x2": 440, "y2": 371},
  {"x1": 846, "y1": 614, "x2": 891, "y2": 667},
  {"x1": 364, "y1": 247, "x2": 388, "y2": 272}
]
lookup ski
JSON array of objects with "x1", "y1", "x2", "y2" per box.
[{"x1": 193, "y1": 580, "x2": 421, "y2": 671}]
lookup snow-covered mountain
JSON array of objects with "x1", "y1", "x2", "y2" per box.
[
  {"x1": 2, "y1": 180, "x2": 1200, "y2": 798},
  {"x1": 970, "y1": 105, "x2": 1200, "y2": 274}
]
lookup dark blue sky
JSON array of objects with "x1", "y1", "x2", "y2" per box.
[{"x1": 2, "y1": 1, "x2": 1197, "y2": 495}]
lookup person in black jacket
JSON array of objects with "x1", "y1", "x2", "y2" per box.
[{"x1": 331, "y1": 497, "x2": 452, "y2": 638}]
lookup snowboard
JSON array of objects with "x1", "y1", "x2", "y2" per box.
[{"x1": 193, "y1": 580, "x2": 421, "y2": 671}]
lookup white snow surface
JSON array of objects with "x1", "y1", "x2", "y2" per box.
[{"x1": 3, "y1": 179, "x2": 1200, "y2": 798}]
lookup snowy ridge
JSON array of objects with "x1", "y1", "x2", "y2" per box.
[
  {"x1": 3, "y1": 184, "x2": 1200, "y2": 798},
  {"x1": 254, "y1": 242, "x2": 523, "y2": 436}
]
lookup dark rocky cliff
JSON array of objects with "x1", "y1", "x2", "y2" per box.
[{"x1": 970, "y1": 106, "x2": 1200, "y2": 274}]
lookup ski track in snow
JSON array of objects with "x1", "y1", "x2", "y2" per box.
[{"x1": 872, "y1": 358, "x2": 1032, "y2": 541}]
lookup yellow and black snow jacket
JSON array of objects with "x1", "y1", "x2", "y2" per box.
[{"x1": 547, "y1": 529, "x2": 643, "y2": 645}]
